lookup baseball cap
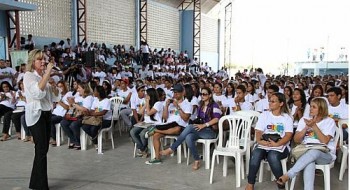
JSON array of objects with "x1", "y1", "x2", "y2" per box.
[{"x1": 171, "y1": 84, "x2": 184, "y2": 92}]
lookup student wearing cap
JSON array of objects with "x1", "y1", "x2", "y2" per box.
[{"x1": 145, "y1": 84, "x2": 192, "y2": 164}]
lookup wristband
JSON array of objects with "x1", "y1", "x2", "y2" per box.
[{"x1": 205, "y1": 123, "x2": 209, "y2": 127}]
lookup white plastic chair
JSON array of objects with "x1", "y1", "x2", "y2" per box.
[
  {"x1": 186, "y1": 137, "x2": 218, "y2": 170},
  {"x1": 163, "y1": 135, "x2": 186, "y2": 164},
  {"x1": 209, "y1": 114, "x2": 252, "y2": 188},
  {"x1": 338, "y1": 119, "x2": 348, "y2": 181},
  {"x1": 290, "y1": 127, "x2": 341, "y2": 190},
  {"x1": 55, "y1": 123, "x2": 65, "y2": 146},
  {"x1": 110, "y1": 97, "x2": 123, "y2": 136},
  {"x1": 235, "y1": 110, "x2": 260, "y2": 174},
  {"x1": 258, "y1": 158, "x2": 288, "y2": 190}
]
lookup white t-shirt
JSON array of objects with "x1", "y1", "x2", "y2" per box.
[
  {"x1": 245, "y1": 93, "x2": 259, "y2": 104},
  {"x1": 226, "y1": 100, "x2": 254, "y2": 115},
  {"x1": 144, "y1": 101, "x2": 164, "y2": 123},
  {"x1": 328, "y1": 102, "x2": 349, "y2": 120},
  {"x1": 117, "y1": 89, "x2": 132, "y2": 108},
  {"x1": 91, "y1": 98, "x2": 112, "y2": 120},
  {"x1": 52, "y1": 92, "x2": 71, "y2": 117},
  {"x1": 213, "y1": 94, "x2": 226, "y2": 104},
  {"x1": 290, "y1": 103, "x2": 311, "y2": 128},
  {"x1": 255, "y1": 111, "x2": 294, "y2": 149},
  {"x1": 15, "y1": 90, "x2": 26, "y2": 107},
  {"x1": 255, "y1": 98, "x2": 269, "y2": 112},
  {"x1": 75, "y1": 95, "x2": 94, "y2": 109},
  {"x1": 0, "y1": 92, "x2": 15, "y2": 109},
  {"x1": 297, "y1": 117, "x2": 336, "y2": 161},
  {"x1": 189, "y1": 97, "x2": 200, "y2": 120},
  {"x1": 92, "y1": 71, "x2": 106, "y2": 85},
  {"x1": 163, "y1": 87, "x2": 173, "y2": 99},
  {"x1": 166, "y1": 99, "x2": 192, "y2": 127},
  {"x1": 130, "y1": 94, "x2": 145, "y2": 114}
]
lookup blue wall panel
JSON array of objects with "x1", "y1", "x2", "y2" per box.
[{"x1": 181, "y1": 10, "x2": 193, "y2": 59}]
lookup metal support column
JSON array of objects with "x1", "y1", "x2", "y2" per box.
[
  {"x1": 193, "y1": 0, "x2": 200, "y2": 62},
  {"x1": 224, "y1": 2, "x2": 232, "y2": 70},
  {"x1": 139, "y1": 0, "x2": 147, "y2": 44},
  {"x1": 6, "y1": 10, "x2": 21, "y2": 50},
  {"x1": 77, "y1": 0, "x2": 87, "y2": 44}
]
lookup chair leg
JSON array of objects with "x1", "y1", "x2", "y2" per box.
[
  {"x1": 324, "y1": 167, "x2": 331, "y2": 190},
  {"x1": 110, "y1": 130, "x2": 115, "y2": 149},
  {"x1": 98, "y1": 132, "x2": 103, "y2": 154},
  {"x1": 177, "y1": 144, "x2": 182, "y2": 164},
  {"x1": 55, "y1": 124, "x2": 61, "y2": 147},
  {"x1": 21, "y1": 124, "x2": 25, "y2": 140},
  {"x1": 241, "y1": 156, "x2": 245, "y2": 179},
  {"x1": 246, "y1": 148, "x2": 250, "y2": 174},
  {"x1": 290, "y1": 176, "x2": 296, "y2": 190},
  {"x1": 133, "y1": 143, "x2": 137, "y2": 158},
  {"x1": 258, "y1": 161, "x2": 264, "y2": 183},
  {"x1": 187, "y1": 148, "x2": 190, "y2": 165},
  {"x1": 205, "y1": 142, "x2": 211, "y2": 169},
  {"x1": 183, "y1": 142, "x2": 187, "y2": 158},
  {"x1": 80, "y1": 128, "x2": 87, "y2": 150},
  {"x1": 339, "y1": 148, "x2": 348, "y2": 181},
  {"x1": 209, "y1": 153, "x2": 217, "y2": 184},
  {"x1": 236, "y1": 155, "x2": 241, "y2": 188},
  {"x1": 223, "y1": 156, "x2": 228, "y2": 177},
  {"x1": 281, "y1": 159, "x2": 289, "y2": 190}
]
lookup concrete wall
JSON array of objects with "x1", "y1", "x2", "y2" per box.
[
  {"x1": 148, "y1": 0, "x2": 179, "y2": 51},
  {"x1": 86, "y1": 0, "x2": 135, "y2": 46},
  {"x1": 18, "y1": 0, "x2": 72, "y2": 39}
]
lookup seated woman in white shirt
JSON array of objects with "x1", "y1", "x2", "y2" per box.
[
  {"x1": 102, "y1": 80, "x2": 112, "y2": 98},
  {"x1": 60, "y1": 82, "x2": 94, "y2": 150},
  {"x1": 81, "y1": 86, "x2": 112, "y2": 147},
  {"x1": 130, "y1": 88, "x2": 165, "y2": 157},
  {"x1": 50, "y1": 81, "x2": 70, "y2": 146},
  {"x1": 277, "y1": 98, "x2": 337, "y2": 189},
  {"x1": 0, "y1": 81, "x2": 17, "y2": 141},
  {"x1": 246, "y1": 92, "x2": 293, "y2": 190},
  {"x1": 290, "y1": 88, "x2": 310, "y2": 131}
]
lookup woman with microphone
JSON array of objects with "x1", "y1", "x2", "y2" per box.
[{"x1": 24, "y1": 49, "x2": 59, "y2": 190}]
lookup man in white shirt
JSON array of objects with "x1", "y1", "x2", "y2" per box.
[
  {"x1": 255, "y1": 85, "x2": 279, "y2": 112},
  {"x1": 92, "y1": 66, "x2": 106, "y2": 85},
  {"x1": 327, "y1": 87, "x2": 348, "y2": 141},
  {"x1": 139, "y1": 65, "x2": 148, "y2": 79},
  {"x1": 0, "y1": 59, "x2": 17, "y2": 87}
]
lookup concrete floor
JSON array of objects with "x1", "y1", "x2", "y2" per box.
[{"x1": 0, "y1": 129, "x2": 348, "y2": 190}]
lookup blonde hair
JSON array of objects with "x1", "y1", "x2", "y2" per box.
[
  {"x1": 311, "y1": 97, "x2": 329, "y2": 118},
  {"x1": 78, "y1": 82, "x2": 92, "y2": 98},
  {"x1": 27, "y1": 49, "x2": 44, "y2": 72}
]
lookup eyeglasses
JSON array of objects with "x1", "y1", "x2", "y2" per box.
[{"x1": 200, "y1": 93, "x2": 209, "y2": 96}]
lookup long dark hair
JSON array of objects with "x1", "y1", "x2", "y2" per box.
[
  {"x1": 271, "y1": 92, "x2": 290, "y2": 115},
  {"x1": 308, "y1": 84, "x2": 324, "y2": 104},
  {"x1": 156, "y1": 88, "x2": 166, "y2": 101},
  {"x1": 94, "y1": 85, "x2": 107, "y2": 100},
  {"x1": 291, "y1": 88, "x2": 307, "y2": 111},
  {"x1": 284, "y1": 86, "x2": 293, "y2": 106},
  {"x1": 247, "y1": 82, "x2": 255, "y2": 95},
  {"x1": 146, "y1": 88, "x2": 159, "y2": 121},
  {"x1": 225, "y1": 82, "x2": 235, "y2": 98},
  {"x1": 102, "y1": 80, "x2": 112, "y2": 96},
  {"x1": 184, "y1": 84, "x2": 194, "y2": 102},
  {"x1": 191, "y1": 82, "x2": 200, "y2": 98},
  {"x1": 0, "y1": 81, "x2": 14, "y2": 92},
  {"x1": 199, "y1": 87, "x2": 215, "y2": 109}
]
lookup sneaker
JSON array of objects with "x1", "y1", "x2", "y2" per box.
[
  {"x1": 145, "y1": 159, "x2": 162, "y2": 165},
  {"x1": 145, "y1": 126, "x2": 156, "y2": 138},
  {"x1": 136, "y1": 150, "x2": 144, "y2": 157}
]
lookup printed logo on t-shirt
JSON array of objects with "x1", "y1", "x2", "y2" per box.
[
  {"x1": 305, "y1": 129, "x2": 318, "y2": 139},
  {"x1": 266, "y1": 123, "x2": 284, "y2": 134},
  {"x1": 329, "y1": 113, "x2": 340, "y2": 119},
  {"x1": 169, "y1": 109, "x2": 179, "y2": 115}
]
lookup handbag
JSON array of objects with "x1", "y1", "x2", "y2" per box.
[
  {"x1": 262, "y1": 133, "x2": 281, "y2": 142},
  {"x1": 82, "y1": 116, "x2": 103, "y2": 126},
  {"x1": 291, "y1": 144, "x2": 330, "y2": 160},
  {"x1": 64, "y1": 107, "x2": 82, "y2": 121}
]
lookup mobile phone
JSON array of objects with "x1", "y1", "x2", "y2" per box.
[{"x1": 169, "y1": 99, "x2": 173, "y2": 103}]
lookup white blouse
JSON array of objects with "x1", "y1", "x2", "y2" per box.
[{"x1": 23, "y1": 71, "x2": 59, "y2": 126}]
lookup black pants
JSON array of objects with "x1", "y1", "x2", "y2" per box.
[
  {"x1": 29, "y1": 111, "x2": 51, "y2": 190},
  {"x1": 2, "y1": 109, "x2": 15, "y2": 134},
  {"x1": 155, "y1": 122, "x2": 179, "y2": 130},
  {"x1": 11, "y1": 111, "x2": 24, "y2": 134}
]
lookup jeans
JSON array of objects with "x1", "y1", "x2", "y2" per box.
[
  {"x1": 247, "y1": 147, "x2": 289, "y2": 184},
  {"x1": 343, "y1": 128, "x2": 348, "y2": 142},
  {"x1": 287, "y1": 149, "x2": 332, "y2": 190},
  {"x1": 20, "y1": 114, "x2": 31, "y2": 136},
  {"x1": 60, "y1": 119, "x2": 82, "y2": 146},
  {"x1": 170, "y1": 124, "x2": 217, "y2": 160},
  {"x1": 130, "y1": 126, "x2": 148, "y2": 151},
  {"x1": 81, "y1": 120, "x2": 111, "y2": 144},
  {"x1": 28, "y1": 111, "x2": 51, "y2": 190},
  {"x1": 120, "y1": 108, "x2": 132, "y2": 127},
  {"x1": 50, "y1": 115, "x2": 63, "y2": 140}
]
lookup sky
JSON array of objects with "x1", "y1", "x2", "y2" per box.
[{"x1": 226, "y1": 0, "x2": 350, "y2": 75}]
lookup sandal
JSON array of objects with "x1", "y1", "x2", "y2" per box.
[
  {"x1": 276, "y1": 176, "x2": 287, "y2": 189},
  {"x1": 0, "y1": 134, "x2": 9, "y2": 141},
  {"x1": 68, "y1": 144, "x2": 75, "y2": 149},
  {"x1": 74, "y1": 145, "x2": 81, "y2": 150},
  {"x1": 192, "y1": 160, "x2": 201, "y2": 170}
]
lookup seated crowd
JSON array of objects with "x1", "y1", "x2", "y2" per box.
[{"x1": 0, "y1": 45, "x2": 348, "y2": 189}]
